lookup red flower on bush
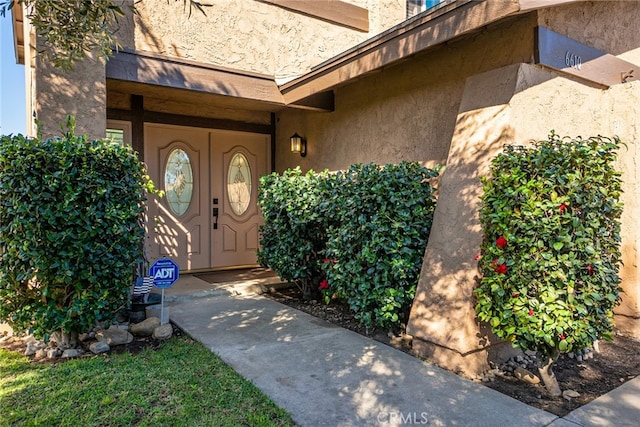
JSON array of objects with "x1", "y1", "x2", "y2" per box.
[
  {"x1": 493, "y1": 262, "x2": 507, "y2": 274},
  {"x1": 586, "y1": 264, "x2": 595, "y2": 275},
  {"x1": 559, "y1": 203, "x2": 568, "y2": 213},
  {"x1": 319, "y1": 279, "x2": 329, "y2": 290},
  {"x1": 528, "y1": 309, "x2": 534, "y2": 316},
  {"x1": 512, "y1": 292, "x2": 519, "y2": 298},
  {"x1": 558, "y1": 333, "x2": 566, "y2": 340},
  {"x1": 496, "y1": 236, "x2": 507, "y2": 248},
  {"x1": 474, "y1": 253, "x2": 481, "y2": 261}
]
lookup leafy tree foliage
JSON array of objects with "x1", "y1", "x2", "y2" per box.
[{"x1": 0, "y1": 118, "x2": 152, "y2": 339}]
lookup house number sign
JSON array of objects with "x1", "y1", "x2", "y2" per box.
[
  {"x1": 565, "y1": 51, "x2": 582, "y2": 70},
  {"x1": 535, "y1": 26, "x2": 638, "y2": 87}
]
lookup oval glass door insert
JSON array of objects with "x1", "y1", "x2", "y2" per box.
[
  {"x1": 227, "y1": 152, "x2": 252, "y2": 215},
  {"x1": 164, "y1": 148, "x2": 194, "y2": 216}
]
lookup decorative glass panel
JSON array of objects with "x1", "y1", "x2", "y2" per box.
[
  {"x1": 165, "y1": 148, "x2": 194, "y2": 216},
  {"x1": 227, "y1": 153, "x2": 251, "y2": 215}
]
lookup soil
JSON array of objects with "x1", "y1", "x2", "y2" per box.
[{"x1": 264, "y1": 285, "x2": 640, "y2": 417}]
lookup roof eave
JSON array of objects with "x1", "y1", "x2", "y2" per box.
[{"x1": 279, "y1": 0, "x2": 582, "y2": 105}]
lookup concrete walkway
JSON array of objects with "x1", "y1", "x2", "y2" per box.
[{"x1": 164, "y1": 275, "x2": 640, "y2": 427}]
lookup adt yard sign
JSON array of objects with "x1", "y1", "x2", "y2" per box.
[{"x1": 149, "y1": 258, "x2": 180, "y2": 289}]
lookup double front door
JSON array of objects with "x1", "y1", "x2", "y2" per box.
[{"x1": 145, "y1": 124, "x2": 269, "y2": 271}]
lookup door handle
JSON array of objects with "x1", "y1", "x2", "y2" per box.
[{"x1": 213, "y1": 207, "x2": 219, "y2": 229}]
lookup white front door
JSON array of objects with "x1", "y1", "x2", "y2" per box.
[{"x1": 145, "y1": 124, "x2": 269, "y2": 271}]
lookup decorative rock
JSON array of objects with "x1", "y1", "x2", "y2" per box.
[
  {"x1": 593, "y1": 340, "x2": 600, "y2": 353},
  {"x1": 61, "y1": 349, "x2": 84, "y2": 359},
  {"x1": 563, "y1": 389, "x2": 581, "y2": 400},
  {"x1": 47, "y1": 348, "x2": 62, "y2": 359},
  {"x1": 25, "y1": 341, "x2": 46, "y2": 356},
  {"x1": 96, "y1": 328, "x2": 134, "y2": 346},
  {"x1": 152, "y1": 324, "x2": 173, "y2": 340},
  {"x1": 89, "y1": 341, "x2": 111, "y2": 354},
  {"x1": 35, "y1": 348, "x2": 48, "y2": 359},
  {"x1": 130, "y1": 317, "x2": 161, "y2": 337},
  {"x1": 514, "y1": 367, "x2": 540, "y2": 385}
]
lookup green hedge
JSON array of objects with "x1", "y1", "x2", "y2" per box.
[
  {"x1": 258, "y1": 162, "x2": 439, "y2": 330},
  {"x1": 0, "y1": 121, "x2": 150, "y2": 339},
  {"x1": 257, "y1": 167, "x2": 332, "y2": 298},
  {"x1": 475, "y1": 133, "x2": 623, "y2": 358}
]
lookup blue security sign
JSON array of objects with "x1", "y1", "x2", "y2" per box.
[{"x1": 149, "y1": 258, "x2": 180, "y2": 289}]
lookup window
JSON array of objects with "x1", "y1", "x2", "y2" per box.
[
  {"x1": 106, "y1": 120, "x2": 132, "y2": 145},
  {"x1": 406, "y1": 0, "x2": 443, "y2": 18}
]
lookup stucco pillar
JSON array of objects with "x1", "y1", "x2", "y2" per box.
[
  {"x1": 607, "y1": 81, "x2": 640, "y2": 338},
  {"x1": 35, "y1": 51, "x2": 106, "y2": 140},
  {"x1": 407, "y1": 64, "x2": 561, "y2": 377},
  {"x1": 408, "y1": 63, "x2": 640, "y2": 377}
]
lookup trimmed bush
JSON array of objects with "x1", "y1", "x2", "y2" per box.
[
  {"x1": 474, "y1": 133, "x2": 623, "y2": 394},
  {"x1": 258, "y1": 162, "x2": 439, "y2": 330},
  {"x1": 0, "y1": 120, "x2": 150, "y2": 340},
  {"x1": 257, "y1": 167, "x2": 332, "y2": 298},
  {"x1": 321, "y1": 162, "x2": 439, "y2": 330}
]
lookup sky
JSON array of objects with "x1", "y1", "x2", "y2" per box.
[{"x1": 0, "y1": 13, "x2": 26, "y2": 136}]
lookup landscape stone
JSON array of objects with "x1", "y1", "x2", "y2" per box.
[
  {"x1": 152, "y1": 323, "x2": 173, "y2": 340},
  {"x1": 61, "y1": 349, "x2": 84, "y2": 358},
  {"x1": 514, "y1": 367, "x2": 540, "y2": 385},
  {"x1": 89, "y1": 341, "x2": 110, "y2": 354},
  {"x1": 562, "y1": 389, "x2": 581, "y2": 400},
  {"x1": 96, "y1": 328, "x2": 134, "y2": 346},
  {"x1": 35, "y1": 348, "x2": 47, "y2": 359},
  {"x1": 131, "y1": 317, "x2": 161, "y2": 337},
  {"x1": 24, "y1": 341, "x2": 46, "y2": 356},
  {"x1": 47, "y1": 348, "x2": 62, "y2": 359}
]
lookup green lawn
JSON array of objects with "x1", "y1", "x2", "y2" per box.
[{"x1": 0, "y1": 336, "x2": 294, "y2": 427}]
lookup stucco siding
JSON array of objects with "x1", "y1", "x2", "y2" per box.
[
  {"x1": 275, "y1": 13, "x2": 536, "y2": 172},
  {"x1": 35, "y1": 52, "x2": 106, "y2": 140},
  {"x1": 115, "y1": 0, "x2": 405, "y2": 81}
]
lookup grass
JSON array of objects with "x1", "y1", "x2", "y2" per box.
[{"x1": 0, "y1": 336, "x2": 295, "y2": 427}]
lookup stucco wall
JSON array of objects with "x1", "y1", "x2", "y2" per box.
[
  {"x1": 115, "y1": 0, "x2": 406, "y2": 81},
  {"x1": 35, "y1": 51, "x2": 106, "y2": 140},
  {"x1": 275, "y1": 13, "x2": 537, "y2": 172}
]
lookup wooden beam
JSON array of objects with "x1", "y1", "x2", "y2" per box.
[
  {"x1": 131, "y1": 95, "x2": 144, "y2": 160},
  {"x1": 270, "y1": 113, "x2": 276, "y2": 172},
  {"x1": 108, "y1": 107, "x2": 272, "y2": 136},
  {"x1": 260, "y1": 0, "x2": 369, "y2": 32}
]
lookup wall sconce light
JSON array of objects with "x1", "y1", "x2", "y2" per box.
[{"x1": 290, "y1": 133, "x2": 307, "y2": 157}]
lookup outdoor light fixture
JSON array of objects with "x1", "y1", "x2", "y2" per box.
[{"x1": 290, "y1": 133, "x2": 307, "y2": 157}]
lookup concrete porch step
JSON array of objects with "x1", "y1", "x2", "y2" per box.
[{"x1": 151, "y1": 274, "x2": 291, "y2": 303}]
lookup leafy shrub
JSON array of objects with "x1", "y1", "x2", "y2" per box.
[
  {"x1": 257, "y1": 167, "x2": 332, "y2": 298},
  {"x1": 321, "y1": 162, "x2": 440, "y2": 330},
  {"x1": 474, "y1": 133, "x2": 623, "y2": 393},
  {"x1": 0, "y1": 120, "x2": 150, "y2": 339}
]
